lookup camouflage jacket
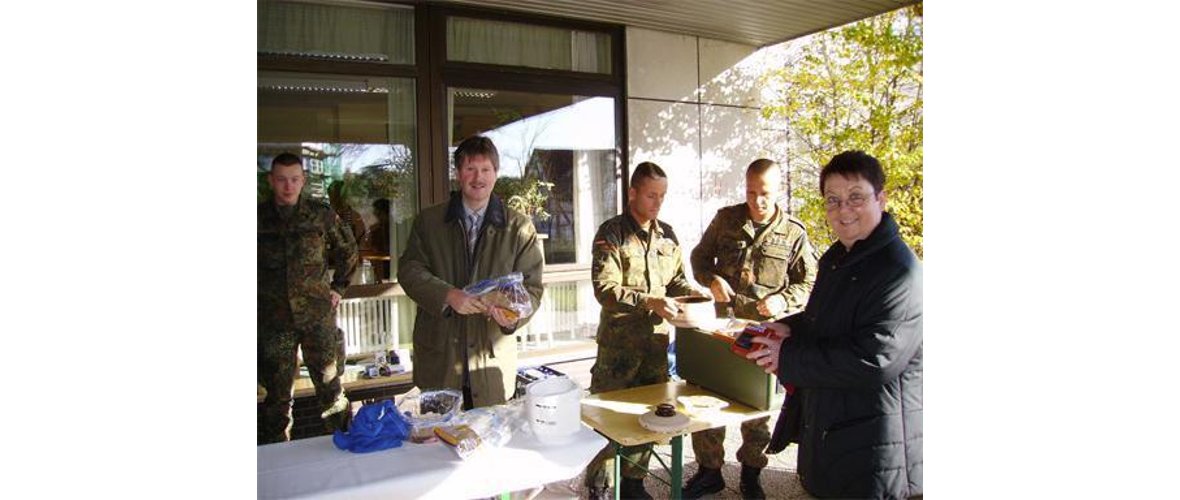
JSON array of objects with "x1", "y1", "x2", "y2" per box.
[
  {"x1": 258, "y1": 198, "x2": 358, "y2": 331},
  {"x1": 591, "y1": 213, "x2": 696, "y2": 347},
  {"x1": 690, "y1": 203, "x2": 817, "y2": 321}
]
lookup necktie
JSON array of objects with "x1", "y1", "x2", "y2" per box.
[{"x1": 467, "y1": 212, "x2": 481, "y2": 251}]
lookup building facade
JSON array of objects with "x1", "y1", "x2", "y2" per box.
[{"x1": 256, "y1": 0, "x2": 913, "y2": 359}]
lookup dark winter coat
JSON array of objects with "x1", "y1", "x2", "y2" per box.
[
  {"x1": 771, "y1": 212, "x2": 922, "y2": 499},
  {"x1": 397, "y1": 192, "x2": 544, "y2": 408}
]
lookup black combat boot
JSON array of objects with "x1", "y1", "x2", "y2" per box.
[
  {"x1": 682, "y1": 466, "x2": 724, "y2": 498},
  {"x1": 619, "y1": 477, "x2": 653, "y2": 499},
  {"x1": 739, "y1": 464, "x2": 765, "y2": 499}
]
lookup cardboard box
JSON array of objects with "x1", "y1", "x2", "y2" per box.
[{"x1": 676, "y1": 327, "x2": 786, "y2": 411}]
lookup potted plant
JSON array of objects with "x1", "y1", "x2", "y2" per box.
[
  {"x1": 495, "y1": 176, "x2": 554, "y2": 221},
  {"x1": 494, "y1": 176, "x2": 554, "y2": 252}
]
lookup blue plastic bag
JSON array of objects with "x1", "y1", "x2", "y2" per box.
[{"x1": 332, "y1": 399, "x2": 412, "y2": 453}]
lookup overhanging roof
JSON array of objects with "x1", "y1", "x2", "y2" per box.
[{"x1": 435, "y1": 0, "x2": 920, "y2": 47}]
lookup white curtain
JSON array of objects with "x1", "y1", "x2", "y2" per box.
[
  {"x1": 258, "y1": 1, "x2": 414, "y2": 63},
  {"x1": 447, "y1": 17, "x2": 610, "y2": 74},
  {"x1": 571, "y1": 31, "x2": 611, "y2": 73},
  {"x1": 388, "y1": 79, "x2": 415, "y2": 151}
]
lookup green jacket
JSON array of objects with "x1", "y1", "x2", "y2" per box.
[
  {"x1": 690, "y1": 203, "x2": 817, "y2": 321},
  {"x1": 258, "y1": 198, "x2": 358, "y2": 331},
  {"x1": 590, "y1": 213, "x2": 695, "y2": 348},
  {"x1": 397, "y1": 192, "x2": 544, "y2": 407}
]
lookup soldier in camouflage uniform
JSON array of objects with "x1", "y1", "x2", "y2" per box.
[
  {"x1": 585, "y1": 162, "x2": 702, "y2": 499},
  {"x1": 258, "y1": 153, "x2": 358, "y2": 444},
  {"x1": 682, "y1": 159, "x2": 817, "y2": 498}
]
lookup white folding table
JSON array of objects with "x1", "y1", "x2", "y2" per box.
[{"x1": 258, "y1": 425, "x2": 606, "y2": 499}]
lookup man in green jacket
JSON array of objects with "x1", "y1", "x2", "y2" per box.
[
  {"x1": 397, "y1": 136, "x2": 545, "y2": 409},
  {"x1": 683, "y1": 159, "x2": 817, "y2": 498},
  {"x1": 258, "y1": 152, "x2": 358, "y2": 444},
  {"x1": 585, "y1": 162, "x2": 701, "y2": 499}
]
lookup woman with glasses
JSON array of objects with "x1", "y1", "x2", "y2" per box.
[{"x1": 747, "y1": 150, "x2": 923, "y2": 499}]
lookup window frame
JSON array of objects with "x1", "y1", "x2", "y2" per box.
[
  {"x1": 424, "y1": 4, "x2": 627, "y2": 212},
  {"x1": 258, "y1": 1, "x2": 630, "y2": 290}
]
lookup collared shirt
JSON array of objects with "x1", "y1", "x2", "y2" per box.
[{"x1": 463, "y1": 205, "x2": 487, "y2": 252}]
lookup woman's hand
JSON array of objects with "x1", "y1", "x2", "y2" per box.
[{"x1": 746, "y1": 322, "x2": 790, "y2": 374}]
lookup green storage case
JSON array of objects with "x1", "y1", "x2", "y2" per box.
[{"x1": 676, "y1": 327, "x2": 786, "y2": 411}]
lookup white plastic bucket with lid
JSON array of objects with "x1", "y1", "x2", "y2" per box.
[{"x1": 526, "y1": 376, "x2": 582, "y2": 443}]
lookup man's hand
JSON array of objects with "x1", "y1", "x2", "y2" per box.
[
  {"x1": 645, "y1": 296, "x2": 681, "y2": 320},
  {"x1": 756, "y1": 295, "x2": 788, "y2": 318},
  {"x1": 709, "y1": 276, "x2": 734, "y2": 303},
  {"x1": 330, "y1": 291, "x2": 343, "y2": 310},
  {"x1": 487, "y1": 306, "x2": 519, "y2": 328},
  {"x1": 746, "y1": 322, "x2": 791, "y2": 374},
  {"x1": 446, "y1": 289, "x2": 488, "y2": 315}
]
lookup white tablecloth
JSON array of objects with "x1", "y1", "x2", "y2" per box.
[{"x1": 258, "y1": 425, "x2": 607, "y2": 499}]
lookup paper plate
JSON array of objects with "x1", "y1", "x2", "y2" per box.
[
  {"x1": 677, "y1": 395, "x2": 729, "y2": 416},
  {"x1": 638, "y1": 410, "x2": 690, "y2": 434}
]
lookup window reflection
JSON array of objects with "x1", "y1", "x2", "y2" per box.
[
  {"x1": 258, "y1": 73, "x2": 417, "y2": 282},
  {"x1": 449, "y1": 88, "x2": 619, "y2": 266}
]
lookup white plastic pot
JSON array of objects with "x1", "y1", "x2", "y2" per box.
[{"x1": 526, "y1": 376, "x2": 582, "y2": 443}]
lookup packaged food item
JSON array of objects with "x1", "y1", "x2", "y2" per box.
[
  {"x1": 435, "y1": 404, "x2": 519, "y2": 459},
  {"x1": 395, "y1": 388, "x2": 463, "y2": 443},
  {"x1": 434, "y1": 424, "x2": 484, "y2": 459},
  {"x1": 409, "y1": 425, "x2": 439, "y2": 443},
  {"x1": 462, "y1": 272, "x2": 534, "y2": 321},
  {"x1": 730, "y1": 324, "x2": 771, "y2": 356}
]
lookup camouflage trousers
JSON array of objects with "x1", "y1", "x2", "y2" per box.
[
  {"x1": 690, "y1": 415, "x2": 771, "y2": 469},
  {"x1": 584, "y1": 335, "x2": 670, "y2": 488},
  {"x1": 258, "y1": 317, "x2": 350, "y2": 444}
]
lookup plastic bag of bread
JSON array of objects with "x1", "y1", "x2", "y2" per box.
[
  {"x1": 434, "y1": 404, "x2": 519, "y2": 460},
  {"x1": 462, "y1": 272, "x2": 534, "y2": 323},
  {"x1": 395, "y1": 387, "x2": 463, "y2": 443}
]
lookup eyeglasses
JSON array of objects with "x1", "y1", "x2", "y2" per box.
[{"x1": 824, "y1": 192, "x2": 875, "y2": 210}]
